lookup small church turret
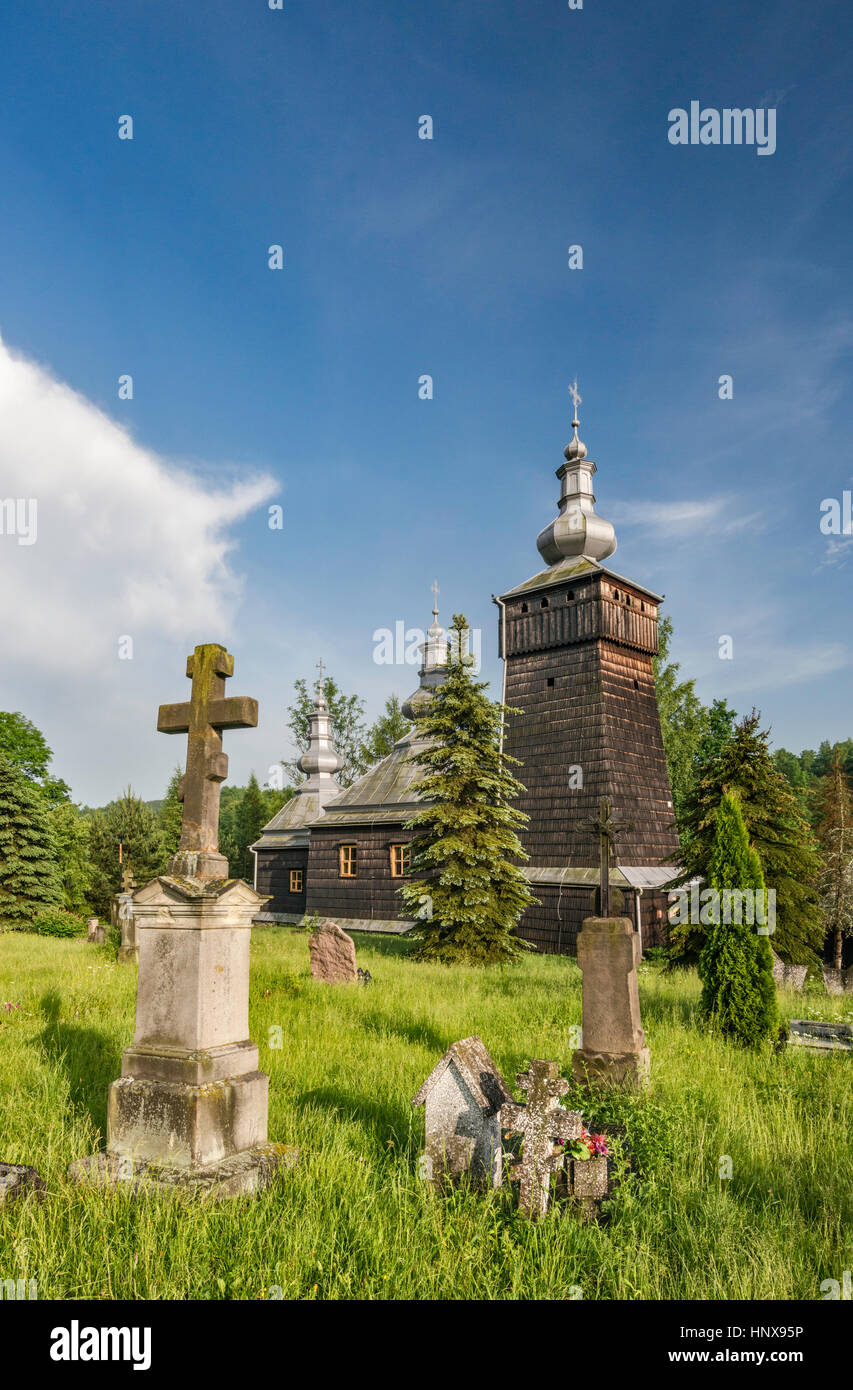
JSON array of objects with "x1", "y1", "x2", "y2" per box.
[
  {"x1": 498, "y1": 385, "x2": 679, "y2": 955},
  {"x1": 251, "y1": 660, "x2": 343, "y2": 920}
]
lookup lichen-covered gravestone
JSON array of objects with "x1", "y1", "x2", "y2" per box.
[
  {"x1": 309, "y1": 921, "x2": 358, "y2": 983},
  {"x1": 572, "y1": 916, "x2": 650, "y2": 1088},
  {"x1": 412, "y1": 1036, "x2": 512, "y2": 1190},
  {"x1": 500, "y1": 1060, "x2": 582, "y2": 1219}
]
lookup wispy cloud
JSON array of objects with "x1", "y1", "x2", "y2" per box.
[{"x1": 0, "y1": 333, "x2": 277, "y2": 675}]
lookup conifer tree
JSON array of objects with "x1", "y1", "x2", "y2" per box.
[
  {"x1": 670, "y1": 712, "x2": 822, "y2": 964},
  {"x1": 234, "y1": 773, "x2": 266, "y2": 880},
  {"x1": 156, "y1": 766, "x2": 184, "y2": 867},
  {"x1": 87, "y1": 789, "x2": 163, "y2": 915},
  {"x1": 698, "y1": 792, "x2": 777, "y2": 1046},
  {"x1": 400, "y1": 614, "x2": 535, "y2": 965},
  {"x1": 0, "y1": 752, "x2": 64, "y2": 928},
  {"x1": 814, "y1": 747, "x2": 853, "y2": 970}
]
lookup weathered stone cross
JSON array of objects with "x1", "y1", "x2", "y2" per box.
[
  {"x1": 500, "y1": 1060, "x2": 581, "y2": 1219},
  {"x1": 579, "y1": 797, "x2": 634, "y2": 918},
  {"x1": 157, "y1": 643, "x2": 258, "y2": 878}
]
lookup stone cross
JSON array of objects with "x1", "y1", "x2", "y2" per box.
[
  {"x1": 579, "y1": 798, "x2": 633, "y2": 918},
  {"x1": 120, "y1": 867, "x2": 136, "y2": 892},
  {"x1": 157, "y1": 643, "x2": 258, "y2": 878},
  {"x1": 500, "y1": 1060, "x2": 581, "y2": 1219}
]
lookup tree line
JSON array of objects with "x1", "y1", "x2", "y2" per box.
[{"x1": 0, "y1": 682, "x2": 411, "y2": 927}]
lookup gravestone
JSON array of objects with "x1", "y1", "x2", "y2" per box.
[
  {"x1": 572, "y1": 916, "x2": 650, "y2": 1087},
  {"x1": 69, "y1": 643, "x2": 296, "y2": 1199},
  {"x1": 822, "y1": 965, "x2": 853, "y2": 996},
  {"x1": 788, "y1": 1019, "x2": 853, "y2": 1054},
  {"x1": 500, "y1": 1060, "x2": 582, "y2": 1219},
  {"x1": 309, "y1": 921, "x2": 358, "y2": 983},
  {"x1": 771, "y1": 951, "x2": 808, "y2": 991},
  {"x1": 87, "y1": 918, "x2": 105, "y2": 944},
  {"x1": 0, "y1": 1163, "x2": 46, "y2": 1206},
  {"x1": 412, "y1": 1036, "x2": 512, "y2": 1190},
  {"x1": 115, "y1": 868, "x2": 137, "y2": 965}
]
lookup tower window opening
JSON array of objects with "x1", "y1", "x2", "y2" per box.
[
  {"x1": 521, "y1": 602, "x2": 528, "y2": 614},
  {"x1": 565, "y1": 591, "x2": 574, "y2": 601},
  {"x1": 633, "y1": 679, "x2": 639, "y2": 690},
  {"x1": 540, "y1": 597, "x2": 549, "y2": 608},
  {"x1": 547, "y1": 677, "x2": 555, "y2": 688}
]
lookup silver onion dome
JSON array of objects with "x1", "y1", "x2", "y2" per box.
[{"x1": 536, "y1": 392, "x2": 617, "y2": 567}]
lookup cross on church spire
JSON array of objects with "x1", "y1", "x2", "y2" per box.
[
  {"x1": 569, "y1": 377, "x2": 582, "y2": 423},
  {"x1": 157, "y1": 643, "x2": 258, "y2": 878},
  {"x1": 315, "y1": 657, "x2": 326, "y2": 694},
  {"x1": 431, "y1": 579, "x2": 440, "y2": 621}
]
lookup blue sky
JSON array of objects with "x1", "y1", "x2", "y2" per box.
[{"x1": 1, "y1": 0, "x2": 851, "y2": 804}]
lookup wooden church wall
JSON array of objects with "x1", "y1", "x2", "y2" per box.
[{"x1": 305, "y1": 824, "x2": 416, "y2": 924}]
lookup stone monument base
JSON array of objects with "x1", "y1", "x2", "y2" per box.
[
  {"x1": 68, "y1": 1142, "x2": 297, "y2": 1200},
  {"x1": 572, "y1": 1046, "x2": 650, "y2": 1089}
]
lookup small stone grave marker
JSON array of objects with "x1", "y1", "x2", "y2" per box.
[
  {"x1": 412, "y1": 1036, "x2": 512, "y2": 1190},
  {"x1": 309, "y1": 921, "x2": 358, "y2": 983},
  {"x1": 500, "y1": 1060, "x2": 582, "y2": 1219},
  {"x1": 0, "y1": 1163, "x2": 46, "y2": 1206}
]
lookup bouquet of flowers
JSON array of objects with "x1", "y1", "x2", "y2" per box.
[{"x1": 556, "y1": 1125, "x2": 609, "y2": 1162}]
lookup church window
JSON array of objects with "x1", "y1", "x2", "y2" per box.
[
  {"x1": 390, "y1": 844, "x2": 411, "y2": 877},
  {"x1": 547, "y1": 677, "x2": 555, "y2": 688},
  {"x1": 565, "y1": 591, "x2": 574, "y2": 601},
  {"x1": 289, "y1": 869, "x2": 303, "y2": 893},
  {"x1": 613, "y1": 589, "x2": 619, "y2": 600},
  {"x1": 540, "y1": 597, "x2": 549, "y2": 608},
  {"x1": 521, "y1": 602, "x2": 529, "y2": 613},
  {"x1": 339, "y1": 845, "x2": 358, "y2": 878}
]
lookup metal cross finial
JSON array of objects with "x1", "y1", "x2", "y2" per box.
[
  {"x1": 431, "y1": 579, "x2": 440, "y2": 620},
  {"x1": 577, "y1": 797, "x2": 634, "y2": 918},
  {"x1": 569, "y1": 378, "x2": 582, "y2": 421},
  {"x1": 315, "y1": 657, "x2": 326, "y2": 694}
]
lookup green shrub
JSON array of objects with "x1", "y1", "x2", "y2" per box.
[{"x1": 28, "y1": 906, "x2": 89, "y2": 938}]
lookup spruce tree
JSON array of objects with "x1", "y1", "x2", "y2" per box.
[
  {"x1": 399, "y1": 614, "x2": 535, "y2": 965},
  {"x1": 670, "y1": 712, "x2": 822, "y2": 964},
  {"x1": 0, "y1": 752, "x2": 64, "y2": 928},
  {"x1": 814, "y1": 747, "x2": 853, "y2": 970},
  {"x1": 234, "y1": 773, "x2": 266, "y2": 880},
  {"x1": 698, "y1": 792, "x2": 777, "y2": 1046},
  {"x1": 156, "y1": 766, "x2": 184, "y2": 867},
  {"x1": 87, "y1": 789, "x2": 164, "y2": 915}
]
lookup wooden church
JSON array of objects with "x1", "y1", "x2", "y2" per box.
[{"x1": 253, "y1": 398, "x2": 679, "y2": 954}]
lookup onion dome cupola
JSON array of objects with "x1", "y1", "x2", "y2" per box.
[
  {"x1": 402, "y1": 583, "x2": 449, "y2": 722},
  {"x1": 298, "y1": 662, "x2": 344, "y2": 800},
  {"x1": 536, "y1": 382, "x2": 617, "y2": 567}
]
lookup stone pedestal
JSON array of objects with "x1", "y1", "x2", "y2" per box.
[
  {"x1": 571, "y1": 916, "x2": 650, "y2": 1088},
  {"x1": 69, "y1": 874, "x2": 296, "y2": 1198}
]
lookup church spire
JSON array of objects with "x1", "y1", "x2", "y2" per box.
[
  {"x1": 402, "y1": 587, "x2": 448, "y2": 721},
  {"x1": 297, "y1": 666, "x2": 343, "y2": 800},
  {"x1": 536, "y1": 381, "x2": 617, "y2": 567}
]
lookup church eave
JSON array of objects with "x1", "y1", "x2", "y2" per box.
[{"x1": 500, "y1": 560, "x2": 664, "y2": 605}]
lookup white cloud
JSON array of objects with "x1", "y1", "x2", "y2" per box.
[
  {"x1": 609, "y1": 496, "x2": 731, "y2": 532},
  {"x1": 0, "y1": 334, "x2": 277, "y2": 672},
  {"x1": 0, "y1": 333, "x2": 278, "y2": 803}
]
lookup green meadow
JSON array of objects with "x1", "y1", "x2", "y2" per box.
[{"x1": 1, "y1": 927, "x2": 850, "y2": 1301}]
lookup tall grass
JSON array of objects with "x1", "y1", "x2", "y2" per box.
[{"x1": 1, "y1": 928, "x2": 850, "y2": 1300}]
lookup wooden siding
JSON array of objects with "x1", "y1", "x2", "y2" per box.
[
  {"x1": 504, "y1": 570, "x2": 679, "y2": 955},
  {"x1": 305, "y1": 825, "x2": 417, "y2": 923},
  {"x1": 256, "y1": 847, "x2": 308, "y2": 917}
]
